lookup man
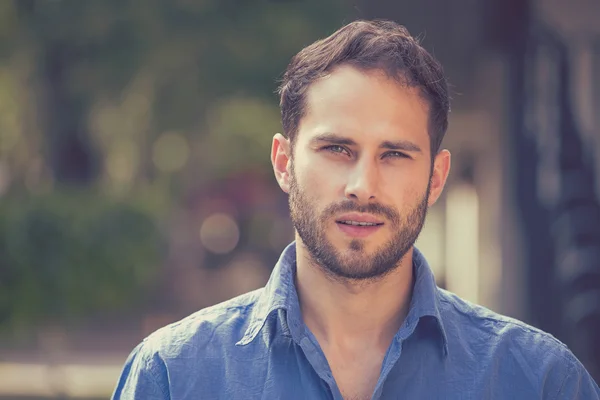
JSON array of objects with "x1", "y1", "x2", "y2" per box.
[{"x1": 112, "y1": 20, "x2": 600, "y2": 399}]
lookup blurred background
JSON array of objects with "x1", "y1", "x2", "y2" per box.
[{"x1": 0, "y1": 0, "x2": 599, "y2": 398}]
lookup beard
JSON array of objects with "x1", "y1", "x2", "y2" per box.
[{"x1": 288, "y1": 162, "x2": 430, "y2": 282}]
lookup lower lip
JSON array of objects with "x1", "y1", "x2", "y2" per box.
[{"x1": 336, "y1": 222, "x2": 383, "y2": 238}]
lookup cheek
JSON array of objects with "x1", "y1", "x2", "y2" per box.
[
  {"x1": 381, "y1": 167, "x2": 430, "y2": 204},
  {"x1": 298, "y1": 159, "x2": 343, "y2": 194}
]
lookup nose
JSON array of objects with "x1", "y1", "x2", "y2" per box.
[{"x1": 344, "y1": 159, "x2": 379, "y2": 203}]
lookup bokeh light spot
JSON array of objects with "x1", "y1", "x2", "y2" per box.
[
  {"x1": 152, "y1": 132, "x2": 189, "y2": 173},
  {"x1": 199, "y1": 213, "x2": 240, "y2": 254}
]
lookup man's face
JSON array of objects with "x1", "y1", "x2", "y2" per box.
[{"x1": 282, "y1": 65, "x2": 438, "y2": 282}]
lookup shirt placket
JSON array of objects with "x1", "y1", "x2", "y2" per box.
[
  {"x1": 288, "y1": 310, "x2": 342, "y2": 400},
  {"x1": 297, "y1": 332, "x2": 343, "y2": 400},
  {"x1": 371, "y1": 317, "x2": 418, "y2": 400}
]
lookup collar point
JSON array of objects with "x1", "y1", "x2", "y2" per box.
[
  {"x1": 237, "y1": 325, "x2": 259, "y2": 346},
  {"x1": 441, "y1": 341, "x2": 450, "y2": 358},
  {"x1": 236, "y1": 334, "x2": 255, "y2": 347}
]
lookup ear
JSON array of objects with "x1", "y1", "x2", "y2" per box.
[
  {"x1": 271, "y1": 133, "x2": 292, "y2": 194},
  {"x1": 428, "y1": 149, "x2": 451, "y2": 207}
]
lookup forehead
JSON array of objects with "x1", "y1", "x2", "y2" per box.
[{"x1": 297, "y1": 65, "x2": 430, "y2": 149}]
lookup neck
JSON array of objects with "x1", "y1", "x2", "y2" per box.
[{"x1": 295, "y1": 239, "x2": 415, "y2": 351}]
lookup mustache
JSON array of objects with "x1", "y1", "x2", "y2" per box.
[{"x1": 321, "y1": 200, "x2": 400, "y2": 224}]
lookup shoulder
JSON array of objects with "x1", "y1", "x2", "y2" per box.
[
  {"x1": 140, "y1": 288, "x2": 263, "y2": 360},
  {"x1": 438, "y1": 288, "x2": 577, "y2": 367},
  {"x1": 112, "y1": 290, "x2": 263, "y2": 398},
  {"x1": 436, "y1": 288, "x2": 600, "y2": 398}
]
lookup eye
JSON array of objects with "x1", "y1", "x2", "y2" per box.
[
  {"x1": 383, "y1": 151, "x2": 411, "y2": 159},
  {"x1": 323, "y1": 145, "x2": 350, "y2": 156}
]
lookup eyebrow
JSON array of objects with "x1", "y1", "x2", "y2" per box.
[{"x1": 310, "y1": 132, "x2": 422, "y2": 153}]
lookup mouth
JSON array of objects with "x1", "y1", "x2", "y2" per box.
[
  {"x1": 336, "y1": 220, "x2": 383, "y2": 227},
  {"x1": 335, "y1": 214, "x2": 384, "y2": 238}
]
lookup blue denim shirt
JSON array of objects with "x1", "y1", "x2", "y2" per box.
[{"x1": 112, "y1": 242, "x2": 600, "y2": 399}]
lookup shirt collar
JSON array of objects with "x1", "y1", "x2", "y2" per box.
[
  {"x1": 406, "y1": 246, "x2": 449, "y2": 356},
  {"x1": 236, "y1": 242, "x2": 449, "y2": 357},
  {"x1": 236, "y1": 242, "x2": 301, "y2": 346}
]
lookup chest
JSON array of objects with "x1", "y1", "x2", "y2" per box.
[
  {"x1": 324, "y1": 348, "x2": 386, "y2": 400},
  {"x1": 164, "y1": 349, "x2": 540, "y2": 400},
  {"x1": 162, "y1": 332, "x2": 542, "y2": 400}
]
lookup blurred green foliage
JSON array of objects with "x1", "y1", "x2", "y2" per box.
[
  {"x1": 0, "y1": 192, "x2": 163, "y2": 331},
  {"x1": 0, "y1": 0, "x2": 352, "y2": 330}
]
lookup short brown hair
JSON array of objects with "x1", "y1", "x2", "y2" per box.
[{"x1": 277, "y1": 19, "x2": 450, "y2": 157}]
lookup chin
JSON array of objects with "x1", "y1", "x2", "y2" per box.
[{"x1": 340, "y1": 237, "x2": 378, "y2": 253}]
